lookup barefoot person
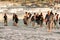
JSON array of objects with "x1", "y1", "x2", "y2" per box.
[
  {"x1": 36, "y1": 13, "x2": 40, "y2": 25},
  {"x1": 23, "y1": 12, "x2": 29, "y2": 26},
  {"x1": 45, "y1": 11, "x2": 52, "y2": 32},
  {"x1": 14, "y1": 14, "x2": 19, "y2": 26},
  {"x1": 59, "y1": 17, "x2": 60, "y2": 25},
  {"x1": 3, "y1": 13, "x2": 7, "y2": 26},
  {"x1": 56, "y1": 14, "x2": 59, "y2": 27},
  {"x1": 50, "y1": 12, "x2": 54, "y2": 29},
  {"x1": 39, "y1": 12, "x2": 43, "y2": 27},
  {"x1": 23, "y1": 16, "x2": 28, "y2": 26},
  {"x1": 13, "y1": 13, "x2": 16, "y2": 26},
  {"x1": 54, "y1": 13, "x2": 57, "y2": 27},
  {"x1": 31, "y1": 13, "x2": 36, "y2": 27},
  {"x1": 28, "y1": 12, "x2": 32, "y2": 24}
]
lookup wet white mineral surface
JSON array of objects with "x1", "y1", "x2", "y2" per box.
[{"x1": 0, "y1": 24, "x2": 60, "y2": 40}]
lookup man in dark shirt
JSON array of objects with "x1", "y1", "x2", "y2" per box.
[
  {"x1": 39, "y1": 13, "x2": 43, "y2": 27},
  {"x1": 36, "y1": 13, "x2": 40, "y2": 25},
  {"x1": 4, "y1": 13, "x2": 7, "y2": 26},
  {"x1": 45, "y1": 11, "x2": 52, "y2": 32},
  {"x1": 14, "y1": 14, "x2": 19, "y2": 26},
  {"x1": 31, "y1": 13, "x2": 36, "y2": 27}
]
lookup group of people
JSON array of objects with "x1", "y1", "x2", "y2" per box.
[
  {"x1": 23, "y1": 12, "x2": 44, "y2": 27},
  {"x1": 23, "y1": 11, "x2": 60, "y2": 32},
  {"x1": 4, "y1": 13, "x2": 19, "y2": 26},
  {"x1": 3, "y1": 11, "x2": 60, "y2": 32}
]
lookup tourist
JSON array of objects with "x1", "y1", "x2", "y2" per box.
[
  {"x1": 36, "y1": 13, "x2": 40, "y2": 25},
  {"x1": 13, "y1": 13, "x2": 16, "y2": 26},
  {"x1": 23, "y1": 16, "x2": 28, "y2": 26},
  {"x1": 45, "y1": 11, "x2": 52, "y2": 32},
  {"x1": 28, "y1": 12, "x2": 32, "y2": 24},
  {"x1": 23, "y1": 12, "x2": 29, "y2": 26},
  {"x1": 59, "y1": 17, "x2": 60, "y2": 25},
  {"x1": 14, "y1": 14, "x2": 19, "y2": 26},
  {"x1": 56, "y1": 14, "x2": 59, "y2": 27},
  {"x1": 3, "y1": 13, "x2": 7, "y2": 26},
  {"x1": 50, "y1": 12, "x2": 54, "y2": 29},
  {"x1": 54, "y1": 13, "x2": 57, "y2": 26},
  {"x1": 39, "y1": 12, "x2": 43, "y2": 27},
  {"x1": 31, "y1": 13, "x2": 36, "y2": 27},
  {"x1": 45, "y1": 13, "x2": 48, "y2": 25}
]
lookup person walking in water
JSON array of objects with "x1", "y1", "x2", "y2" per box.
[
  {"x1": 23, "y1": 12, "x2": 29, "y2": 26},
  {"x1": 3, "y1": 13, "x2": 7, "y2": 26},
  {"x1": 39, "y1": 12, "x2": 43, "y2": 27},
  {"x1": 31, "y1": 13, "x2": 36, "y2": 27},
  {"x1": 45, "y1": 11, "x2": 52, "y2": 32},
  {"x1": 59, "y1": 17, "x2": 60, "y2": 25},
  {"x1": 54, "y1": 13, "x2": 57, "y2": 27},
  {"x1": 14, "y1": 14, "x2": 19, "y2": 26},
  {"x1": 12, "y1": 13, "x2": 16, "y2": 26}
]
